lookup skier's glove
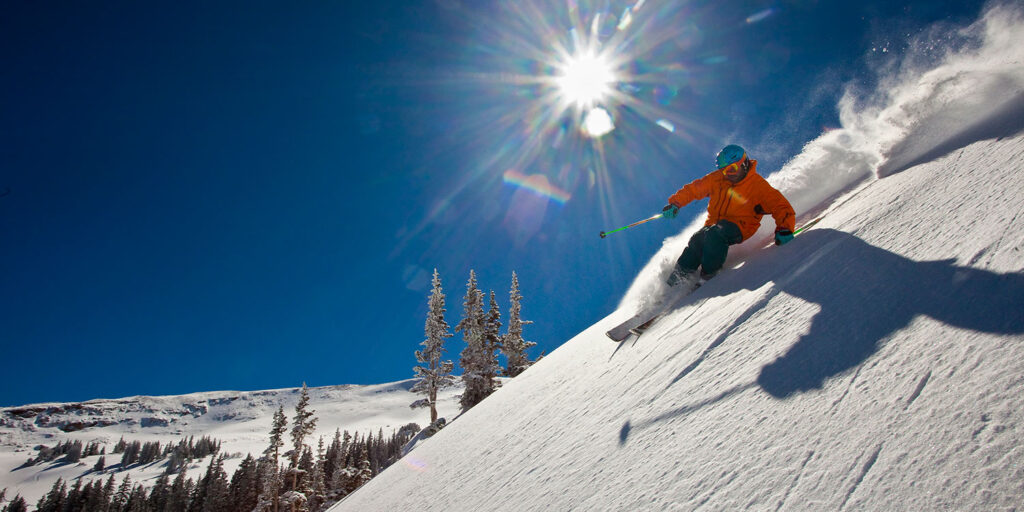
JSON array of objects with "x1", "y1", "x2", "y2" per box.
[
  {"x1": 661, "y1": 204, "x2": 679, "y2": 219},
  {"x1": 775, "y1": 229, "x2": 794, "y2": 246}
]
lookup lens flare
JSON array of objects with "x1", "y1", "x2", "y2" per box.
[
  {"x1": 583, "y1": 107, "x2": 615, "y2": 137},
  {"x1": 503, "y1": 170, "x2": 571, "y2": 203},
  {"x1": 394, "y1": 0, "x2": 743, "y2": 256},
  {"x1": 746, "y1": 8, "x2": 777, "y2": 24},
  {"x1": 556, "y1": 51, "x2": 617, "y2": 108}
]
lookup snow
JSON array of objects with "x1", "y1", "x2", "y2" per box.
[
  {"x1": 3, "y1": 4, "x2": 1023, "y2": 511},
  {"x1": 330, "y1": 6, "x2": 1024, "y2": 511},
  {"x1": 0, "y1": 380, "x2": 463, "y2": 506}
]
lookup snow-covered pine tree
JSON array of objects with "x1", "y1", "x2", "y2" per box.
[
  {"x1": 308, "y1": 437, "x2": 327, "y2": 512},
  {"x1": 457, "y1": 270, "x2": 497, "y2": 411},
  {"x1": 112, "y1": 475, "x2": 132, "y2": 510},
  {"x1": 503, "y1": 271, "x2": 537, "y2": 377},
  {"x1": 328, "y1": 431, "x2": 353, "y2": 499},
  {"x1": 411, "y1": 269, "x2": 456, "y2": 422},
  {"x1": 125, "y1": 483, "x2": 148, "y2": 512},
  {"x1": 484, "y1": 290, "x2": 504, "y2": 388},
  {"x1": 228, "y1": 454, "x2": 260, "y2": 512},
  {"x1": 288, "y1": 383, "x2": 318, "y2": 510},
  {"x1": 102, "y1": 475, "x2": 116, "y2": 507},
  {"x1": 148, "y1": 473, "x2": 170, "y2": 511},
  {"x1": 260, "y1": 406, "x2": 287, "y2": 512},
  {"x1": 354, "y1": 445, "x2": 373, "y2": 490},
  {"x1": 35, "y1": 479, "x2": 66, "y2": 512},
  {"x1": 194, "y1": 453, "x2": 230, "y2": 512},
  {"x1": 166, "y1": 469, "x2": 190, "y2": 511},
  {"x1": 266, "y1": 406, "x2": 287, "y2": 464},
  {"x1": 2, "y1": 495, "x2": 27, "y2": 512}
]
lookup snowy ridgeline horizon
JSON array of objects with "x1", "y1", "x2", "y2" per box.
[{"x1": 0, "y1": 379, "x2": 469, "y2": 509}]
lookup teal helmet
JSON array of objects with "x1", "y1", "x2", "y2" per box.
[{"x1": 716, "y1": 144, "x2": 747, "y2": 168}]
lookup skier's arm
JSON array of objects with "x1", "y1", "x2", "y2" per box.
[
  {"x1": 764, "y1": 187, "x2": 796, "y2": 232},
  {"x1": 667, "y1": 173, "x2": 714, "y2": 208}
]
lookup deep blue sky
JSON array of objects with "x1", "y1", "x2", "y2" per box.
[{"x1": 0, "y1": 0, "x2": 985, "y2": 405}]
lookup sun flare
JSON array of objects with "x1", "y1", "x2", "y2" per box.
[{"x1": 556, "y1": 50, "x2": 617, "y2": 108}]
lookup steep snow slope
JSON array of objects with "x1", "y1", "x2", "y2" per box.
[
  {"x1": 333, "y1": 132, "x2": 1024, "y2": 511},
  {"x1": 0, "y1": 380, "x2": 462, "y2": 506},
  {"x1": 332, "y1": 6, "x2": 1024, "y2": 505}
]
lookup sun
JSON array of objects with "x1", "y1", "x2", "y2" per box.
[{"x1": 555, "y1": 50, "x2": 618, "y2": 108}]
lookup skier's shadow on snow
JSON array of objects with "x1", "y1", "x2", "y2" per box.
[
  {"x1": 620, "y1": 229, "x2": 1024, "y2": 445},
  {"x1": 713, "y1": 228, "x2": 1024, "y2": 399}
]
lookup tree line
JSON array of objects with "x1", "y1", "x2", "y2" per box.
[
  {"x1": 3, "y1": 385, "x2": 418, "y2": 512},
  {"x1": 412, "y1": 269, "x2": 539, "y2": 426},
  {"x1": 2, "y1": 270, "x2": 542, "y2": 511}
]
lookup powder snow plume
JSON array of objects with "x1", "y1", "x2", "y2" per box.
[{"x1": 621, "y1": 2, "x2": 1024, "y2": 310}]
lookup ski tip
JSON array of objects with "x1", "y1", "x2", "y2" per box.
[{"x1": 605, "y1": 331, "x2": 629, "y2": 342}]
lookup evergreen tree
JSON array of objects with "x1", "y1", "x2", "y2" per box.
[
  {"x1": 82, "y1": 480, "x2": 105, "y2": 512},
  {"x1": 63, "y1": 440, "x2": 83, "y2": 463},
  {"x1": 323, "y1": 429, "x2": 341, "y2": 486},
  {"x1": 260, "y1": 407, "x2": 287, "y2": 512},
  {"x1": 65, "y1": 480, "x2": 82, "y2": 511},
  {"x1": 166, "y1": 469, "x2": 191, "y2": 512},
  {"x1": 354, "y1": 445, "x2": 373, "y2": 491},
  {"x1": 308, "y1": 438, "x2": 327, "y2": 512},
  {"x1": 149, "y1": 473, "x2": 171, "y2": 512},
  {"x1": 1, "y1": 495, "x2": 27, "y2": 512},
  {"x1": 502, "y1": 271, "x2": 537, "y2": 377},
  {"x1": 194, "y1": 453, "x2": 229, "y2": 512},
  {"x1": 36, "y1": 479, "x2": 66, "y2": 512},
  {"x1": 483, "y1": 289, "x2": 504, "y2": 389},
  {"x1": 125, "y1": 484, "x2": 148, "y2": 512},
  {"x1": 265, "y1": 406, "x2": 288, "y2": 465},
  {"x1": 228, "y1": 454, "x2": 260, "y2": 512},
  {"x1": 113, "y1": 475, "x2": 132, "y2": 511},
  {"x1": 328, "y1": 431, "x2": 352, "y2": 499},
  {"x1": 94, "y1": 455, "x2": 106, "y2": 473},
  {"x1": 289, "y1": 383, "x2": 318, "y2": 496},
  {"x1": 457, "y1": 270, "x2": 495, "y2": 410},
  {"x1": 410, "y1": 269, "x2": 456, "y2": 423},
  {"x1": 103, "y1": 474, "x2": 118, "y2": 510}
]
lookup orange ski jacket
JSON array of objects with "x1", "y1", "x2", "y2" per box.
[{"x1": 667, "y1": 160, "x2": 795, "y2": 241}]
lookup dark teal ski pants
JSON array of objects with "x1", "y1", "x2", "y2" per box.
[{"x1": 674, "y1": 220, "x2": 744, "y2": 278}]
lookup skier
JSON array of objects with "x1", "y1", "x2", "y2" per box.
[{"x1": 661, "y1": 144, "x2": 796, "y2": 287}]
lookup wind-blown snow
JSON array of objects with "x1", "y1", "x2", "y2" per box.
[
  {"x1": 332, "y1": 5, "x2": 1024, "y2": 511},
  {"x1": 622, "y1": 2, "x2": 1024, "y2": 311}
]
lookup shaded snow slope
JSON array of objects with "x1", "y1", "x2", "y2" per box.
[
  {"x1": 333, "y1": 132, "x2": 1024, "y2": 511},
  {"x1": 0, "y1": 380, "x2": 462, "y2": 506}
]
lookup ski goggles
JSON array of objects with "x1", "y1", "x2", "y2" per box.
[{"x1": 718, "y1": 155, "x2": 748, "y2": 177}]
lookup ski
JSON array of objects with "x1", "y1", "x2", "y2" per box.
[
  {"x1": 606, "y1": 310, "x2": 657, "y2": 342},
  {"x1": 609, "y1": 216, "x2": 824, "y2": 342},
  {"x1": 605, "y1": 286, "x2": 697, "y2": 342}
]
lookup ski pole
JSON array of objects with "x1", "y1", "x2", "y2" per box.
[
  {"x1": 600, "y1": 212, "x2": 665, "y2": 238},
  {"x1": 793, "y1": 216, "x2": 823, "y2": 236}
]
